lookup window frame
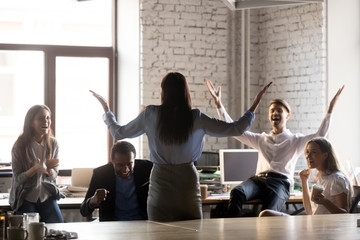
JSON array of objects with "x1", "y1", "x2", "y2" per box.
[{"x1": 0, "y1": 43, "x2": 116, "y2": 163}]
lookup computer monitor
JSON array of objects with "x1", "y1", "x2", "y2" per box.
[{"x1": 219, "y1": 149, "x2": 258, "y2": 185}]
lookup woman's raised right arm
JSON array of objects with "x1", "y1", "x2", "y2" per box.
[
  {"x1": 90, "y1": 90, "x2": 110, "y2": 113},
  {"x1": 90, "y1": 90, "x2": 146, "y2": 140}
]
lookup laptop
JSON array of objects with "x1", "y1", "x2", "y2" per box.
[{"x1": 70, "y1": 168, "x2": 94, "y2": 189}]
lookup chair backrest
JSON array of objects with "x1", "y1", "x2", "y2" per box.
[{"x1": 71, "y1": 168, "x2": 94, "y2": 188}]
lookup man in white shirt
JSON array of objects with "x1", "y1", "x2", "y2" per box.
[{"x1": 206, "y1": 80, "x2": 344, "y2": 217}]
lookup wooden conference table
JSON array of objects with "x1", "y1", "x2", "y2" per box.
[{"x1": 46, "y1": 213, "x2": 360, "y2": 239}]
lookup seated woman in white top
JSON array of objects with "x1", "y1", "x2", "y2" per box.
[{"x1": 260, "y1": 137, "x2": 352, "y2": 216}]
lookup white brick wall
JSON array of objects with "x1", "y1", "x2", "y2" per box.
[
  {"x1": 139, "y1": 1, "x2": 327, "y2": 169},
  {"x1": 140, "y1": 0, "x2": 229, "y2": 157},
  {"x1": 253, "y1": 3, "x2": 326, "y2": 132},
  {"x1": 250, "y1": 3, "x2": 327, "y2": 169}
]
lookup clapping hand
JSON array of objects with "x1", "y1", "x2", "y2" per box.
[
  {"x1": 46, "y1": 158, "x2": 59, "y2": 170},
  {"x1": 34, "y1": 158, "x2": 47, "y2": 175}
]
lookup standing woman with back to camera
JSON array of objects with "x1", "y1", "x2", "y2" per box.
[
  {"x1": 91, "y1": 72, "x2": 271, "y2": 221},
  {"x1": 9, "y1": 105, "x2": 64, "y2": 223}
]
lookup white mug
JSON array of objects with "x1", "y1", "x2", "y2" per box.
[{"x1": 28, "y1": 222, "x2": 47, "y2": 240}]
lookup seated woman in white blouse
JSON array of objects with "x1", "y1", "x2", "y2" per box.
[{"x1": 260, "y1": 137, "x2": 352, "y2": 216}]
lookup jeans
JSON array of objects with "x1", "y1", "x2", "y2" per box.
[
  {"x1": 16, "y1": 197, "x2": 64, "y2": 223},
  {"x1": 227, "y1": 173, "x2": 290, "y2": 217}
]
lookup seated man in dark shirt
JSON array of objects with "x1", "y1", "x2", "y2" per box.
[{"x1": 80, "y1": 141, "x2": 153, "y2": 221}]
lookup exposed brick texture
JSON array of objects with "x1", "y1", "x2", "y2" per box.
[{"x1": 139, "y1": 0, "x2": 327, "y2": 169}]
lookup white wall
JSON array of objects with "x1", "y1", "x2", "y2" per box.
[
  {"x1": 251, "y1": 3, "x2": 327, "y2": 170},
  {"x1": 117, "y1": 0, "x2": 141, "y2": 154},
  {"x1": 328, "y1": 0, "x2": 360, "y2": 173}
]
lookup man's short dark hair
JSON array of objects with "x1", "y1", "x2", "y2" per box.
[
  {"x1": 111, "y1": 141, "x2": 136, "y2": 160},
  {"x1": 269, "y1": 99, "x2": 291, "y2": 113}
]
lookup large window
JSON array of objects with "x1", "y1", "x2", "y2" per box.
[
  {"x1": 0, "y1": 0, "x2": 114, "y2": 169},
  {"x1": 0, "y1": 0, "x2": 112, "y2": 46},
  {"x1": 0, "y1": 51, "x2": 44, "y2": 163},
  {"x1": 56, "y1": 57, "x2": 109, "y2": 169}
]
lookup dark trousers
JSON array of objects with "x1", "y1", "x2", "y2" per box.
[{"x1": 227, "y1": 173, "x2": 290, "y2": 217}]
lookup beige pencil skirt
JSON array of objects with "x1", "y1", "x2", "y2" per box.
[{"x1": 147, "y1": 162, "x2": 202, "y2": 222}]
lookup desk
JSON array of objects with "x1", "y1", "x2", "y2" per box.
[
  {"x1": 202, "y1": 193, "x2": 303, "y2": 204},
  {"x1": 0, "y1": 194, "x2": 84, "y2": 211},
  {"x1": 0, "y1": 193, "x2": 304, "y2": 219},
  {"x1": 202, "y1": 193, "x2": 304, "y2": 217},
  {"x1": 46, "y1": 214, "x2": 360, "y2": 239},
  {"x1": 0, "y1": 195, "x2": 88, "y2": 222}
]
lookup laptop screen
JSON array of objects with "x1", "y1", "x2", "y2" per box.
[{"x1": 71, "y1": 168, "x2": 94, "y2": 188}]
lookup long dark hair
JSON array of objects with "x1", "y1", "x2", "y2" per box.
[
  {"x1": 305, "y1": 137, "x2": 353, "y2": 198},
  {"x1": 157, "y1": 72, "x2": 193, "y2": 145},
  {"x1": 14, "y1": 105, "x2": 53, "y2": 163}
]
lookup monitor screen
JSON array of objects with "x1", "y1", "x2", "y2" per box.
[{"x1": 219, "y1": 149, "x2": 258, "y2": 185}]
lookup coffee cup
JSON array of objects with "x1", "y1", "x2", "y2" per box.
[
  {"x1": 200, "y1": 184, "x2": 208, "y2": 199},
  {"x1": 7, "y1": 226, "x2": 28, "y2": 240},
  {"x1": 28, "y1": 222, "x2": 47, "y2": 240},
  {"x1": 311, "y1": 184, "x2": 324, "y2": 201},
  {"x1": 9, "y1": 215, "x2": 24, "y2": 227}
]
